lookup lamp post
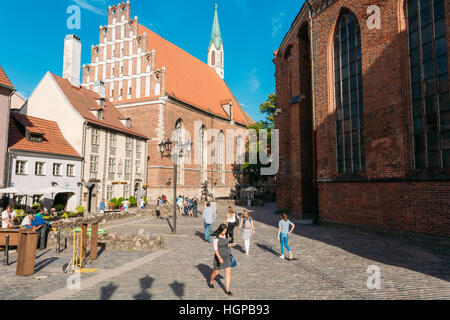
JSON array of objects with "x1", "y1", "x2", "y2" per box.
[{"x1": 158, "y1": 139, "x2": 191, "y2": 235}]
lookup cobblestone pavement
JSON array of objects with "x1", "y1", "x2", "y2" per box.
[{"x1": 0, "y1": 203, "x2": 449, "y2": 300}]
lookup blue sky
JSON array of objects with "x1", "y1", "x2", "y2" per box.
[{"x1": 0, "y1": 0, "x2": 305, "y2": 122}]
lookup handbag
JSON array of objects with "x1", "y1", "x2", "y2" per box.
[{"x1": 228, "y1": 247, "x2": 237, "y2": 268}]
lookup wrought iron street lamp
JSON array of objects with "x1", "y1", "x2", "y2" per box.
[{"x1": 159, "y1": 139, "x2": 191, "y2": 235}]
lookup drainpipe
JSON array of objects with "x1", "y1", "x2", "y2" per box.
[
  {"x1": 2, "y1": 89, "x2": 14, "y2": 189},
  {"x1": 307, "y1": 0, "x2": 319, "y2": 224},
  {"x1": 80, "y1": 121, "x2": 87, "y2": 208}
]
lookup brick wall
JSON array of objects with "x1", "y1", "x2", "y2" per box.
[
  {"x1": 119, "y1": 98, "x2": 248, "y2": 201},
  {"x1": 274, "y1": 0, "x2": 450, "y2": 237}
]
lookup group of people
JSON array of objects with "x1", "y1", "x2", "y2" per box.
[
  {"x1": 176, "y1": 195, "x2": 199, "y2": 217},
  {"x1": 1, "y1": 205, "x2": 51, "y2": 250},
  {"x1": 99, "y1": 197, "x2": 147, "y2": 214},
  {"x1": 201, "y1": 202, "x2": 296, "y2": 295},
  {"x1": 157, "y1": 194, "x2": 168, "y2": 207}
]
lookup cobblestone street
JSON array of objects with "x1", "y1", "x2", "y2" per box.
[{"x1": 0, "y1": 203, "x2": 449, "y2": 300}]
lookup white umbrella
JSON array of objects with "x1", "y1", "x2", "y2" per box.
[
  {"x1": 35, "y1": 186, "x2": 76, "y2": 195},
  {"x1": 0, "y1": 186, "x2": 31, "y2": 195}
]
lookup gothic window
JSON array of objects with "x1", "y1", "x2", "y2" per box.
[
  {"x1": 199, "y1": 126, "x2": 207, "y2": 184},
  {"x1": 211, "y1": 51, "x2": 215, "y2": 65},
  {"x1": 175, "y1": 120, "x2": 184, "y2": 184},
  {"x1": 407, "y1": 0, "x2": 449, "y2": 168},
  {"x1": 334, "y1": 9, "x2": 365, "y2": 174},
  {"x1": 217, "y1": 131, "x2": 225, "y2": 184}
]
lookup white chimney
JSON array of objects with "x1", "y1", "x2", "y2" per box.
[
  {"x1": 94, "y1": 80, "x2": 106, "y2": 99},
  {"x1": 63, "y1": 34, "x2": 82, "y2": 87}
]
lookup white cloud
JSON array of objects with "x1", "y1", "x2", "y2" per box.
[
  {"x1": 272, "y1": 12, "x2": 285, "y2": 37},
  {"x1": 246, "y1": 68, "x2": 260, "y2": 92},
  {"x1": 72, "y1": 0, "x2": 107, "y2": 16}
]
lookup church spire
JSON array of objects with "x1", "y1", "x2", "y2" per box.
[
  {"x1": 208, "y1": 3, "x2": 224, "y2": 79},
  {"x1": 209, "y1": 3, "x2": 222, "y2": 50}
]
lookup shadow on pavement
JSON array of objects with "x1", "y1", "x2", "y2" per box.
[
  {"x1": 196, "y1": 263, "x2": 226, "y2": 291},
  {"x1": 255, "y1": 243, "x2": 279, "y2": 257},
  {"x1": 134, "y1": 275, "x2": 154, "y2": 300},
  {"x1": 165, "y1": 218, "x2": 173, "y2": 233},
  {"x1": 195, "y1": 231, "x2": 206, "y2": 241},
  {"x1": 232, "y1": 244, "x2": 246, "y2": 255},
  {"x1": 100, "y1": 282, "x2": 118, "y2": 300},
  {"x1": 169, "y1": 280, "x2": 185, "y2": 300},
  {"x1": 248, "y1": 203, "x2": 450, "y2": 282},
  {"x1": 34, "y1": 257, "x2": 59, "y2": 273}
]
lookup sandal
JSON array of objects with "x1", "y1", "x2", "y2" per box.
[{"x1": 225, "y1": 291, "x2": 232, "y2": 296}]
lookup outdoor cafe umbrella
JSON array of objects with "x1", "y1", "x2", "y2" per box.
[
  {"x1": 0, "y1": 186, "x2": 33, "y2": 209},
  {"x1": 245, "y1": 187, "x2": 258, "y2": 193},
  {"x1": 0, "y1": 186, "x2": 30, "y2": 195},
  {"x1": 35, "y1": 186, "x2": 76, "y2": 200}
]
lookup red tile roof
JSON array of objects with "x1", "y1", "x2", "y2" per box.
[
  {"x1": 0, "y1": 65, "x2": 14, "y2": 90},
  {"x1": 136, "y1": 24, "x2": 253, "y2": 126},
  {"x1": 51, "y1": 73, "x2": 148, "y2": 139},
  {"x1": 8, "y1": 113, "x2": 81, "y2": 158}
]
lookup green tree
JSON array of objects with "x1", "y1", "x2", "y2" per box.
[{"x1": 242, "y1": 93, "x2": 277, "y2": 186}]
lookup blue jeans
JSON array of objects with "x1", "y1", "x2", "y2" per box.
[
  {"x1": 280, "y1": 233, "x2": 291, "y2": 255},
  {"x1": 193, "y1": 206, "x2": 198, "y2": 217},
  {"x1": 204, "y1": 223, "x2": 213, "y2": 242}
]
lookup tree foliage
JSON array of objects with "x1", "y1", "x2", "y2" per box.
[{"x1": 242, "y1": 93, "x2": 277, "y2": 186}]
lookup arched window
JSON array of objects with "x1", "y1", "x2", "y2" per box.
[
  {"x1": 407, "y1": 0, "x2": 449, "y2": 168},
  {"x1": 175, "y1": 120, "x2": 184, "y2": 184},
  {"x1": 199, "y1": 126, "x2": 207, "y2": 184},
  {"x1": 217, "y1": 131, "x2": 225, "y2": 184},
  {"x1": 236, "y1": 136, "x2": 244, "y2": 184},
  {"x1": 211, "y1": 51, "x2": 216, "y2": 66},
  {"x1": 334, "y1": 9, "x2": 365, "y2": 174}
]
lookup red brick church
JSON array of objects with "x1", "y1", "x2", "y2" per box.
[
  {"x1": 82, "y1": 2, "x2": 253, "y2": 201},
  {"x1": 274, "y1": 0, "x2": 449, "y2": 240}
]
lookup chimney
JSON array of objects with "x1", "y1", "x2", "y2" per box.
[
  {"x1": 94, "y1": 80, "x2": 106, "y2": 99},
  {"x1": 63, "y1": 34, "x2": 82, "y2": 87}
]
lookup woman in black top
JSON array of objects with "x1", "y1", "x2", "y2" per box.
[{"x1": 208, "y1": 224, "x2": 235, "y2": 295}]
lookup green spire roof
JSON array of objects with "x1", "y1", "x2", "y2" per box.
[{"x1": 209, "y1": 3, "x2": 222, "y2": 50}]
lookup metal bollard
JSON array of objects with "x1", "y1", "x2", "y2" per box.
[
  {"x1": 56, "y1": 228, "x2": 61, "y2": 254},
  {"x1": 3, "y1": 235, "x2": 9, "y2": 266},
  {"x1": 64, "y1": 237, "x2": 67, "y2": 250}
]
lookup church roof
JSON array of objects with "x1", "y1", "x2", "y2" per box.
[{"x1": 137, "y1": 24, "x2": 253, "y2": 126}]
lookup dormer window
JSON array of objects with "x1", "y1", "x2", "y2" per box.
[
  {"x1": 120, "y1": 118, "x2": 131, "y2": 128},
  {"x1": 97, "y1": 110, "x2": 104, "y2": 120},
  {"x1": 29, "y1": 133, "x2": 43, "y2": 142},
  {"x1": 98, "y1": 98, "x2": 106, "y2": 108}
]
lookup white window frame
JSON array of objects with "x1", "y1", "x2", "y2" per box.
[{"x1": 15, "y1": 160, "x2": 27, "y2": 175}]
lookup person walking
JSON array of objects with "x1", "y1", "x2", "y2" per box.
[
  {"x1": 177, "y1": 196, "x2": 184, "y2": 215},
  {"x1": 208, "y1": 223, "x2": 236, "y2": 295},
  {"x1": 225, "y1": 207, "x2": 237, "y2": 244},
  {"x1": 278, "y1": 213, "x2": 295, "y2": 259},
  {"x1": 193, "y1": 196, "x2": 199, "y2": 217},
  {"x1": 99, "y1": 199, "x2": 106, "y2": 215},
  {"x1": 237, "y1": 210, "x2": 255, "y2": 256},
  {"x1": 202, "y1": 202, "x2": 216, "y2": 242}
]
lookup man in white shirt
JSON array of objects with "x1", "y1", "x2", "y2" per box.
[
  {"x1": 21, "y1": 213, "x2": 33, "y2": 227},
  {"x1": 202, "y1": 202, "x2": 216, "y2": 242},
  {"x1": 2, "y1": 206, "x2": 17, "y2": 229}
]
